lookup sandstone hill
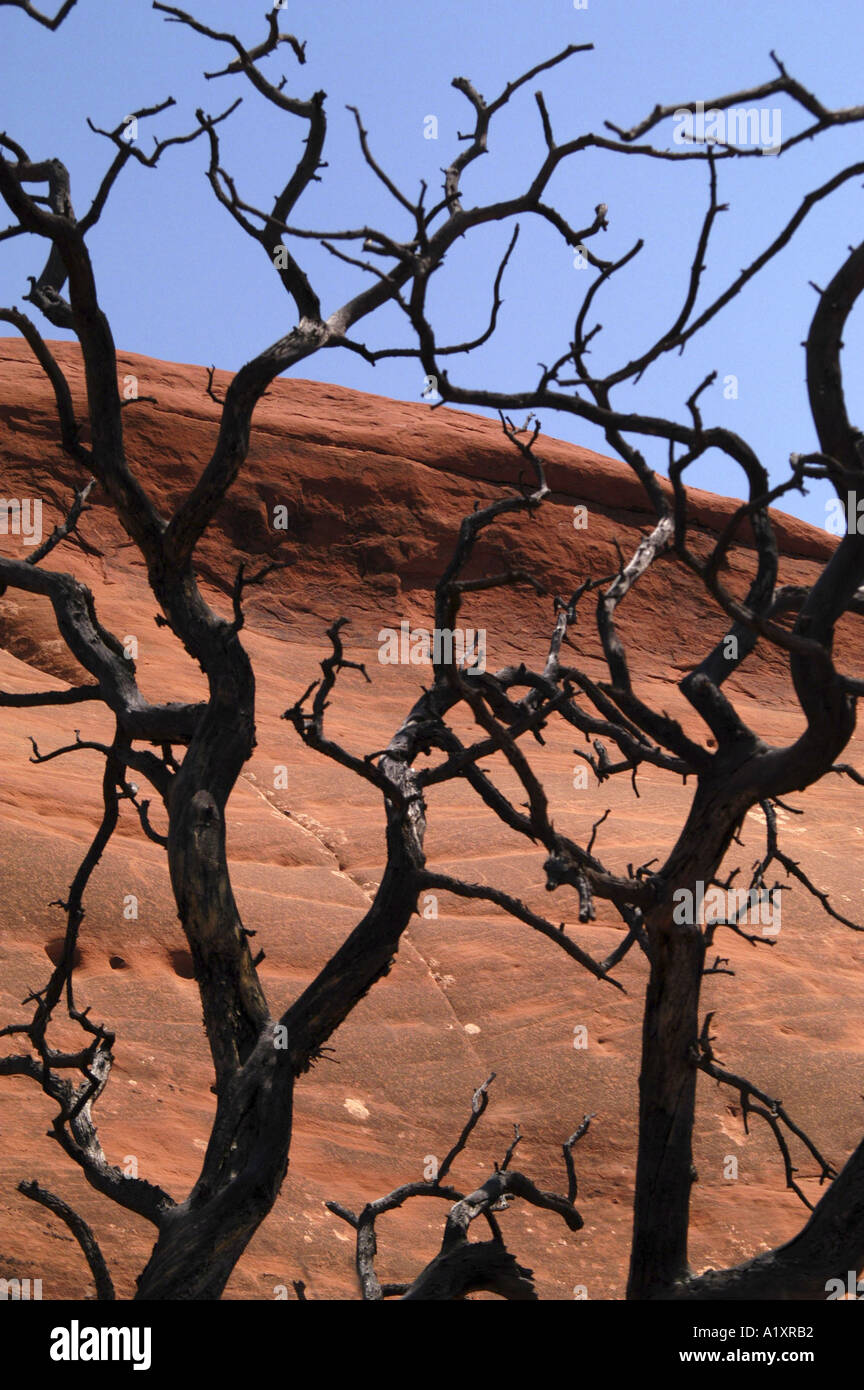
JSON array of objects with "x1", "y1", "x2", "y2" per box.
[{"x1": 2, "y1": 339, "x2": 863, "y2": 1300}]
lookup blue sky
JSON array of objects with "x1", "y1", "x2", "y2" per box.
[{"x1": 3, "y1": 0, "x2": 864, "y2": 526}]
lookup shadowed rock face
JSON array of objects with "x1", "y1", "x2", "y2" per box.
[{"x1": 1, "y1": 338, "x2": 863, "y2": 1301}]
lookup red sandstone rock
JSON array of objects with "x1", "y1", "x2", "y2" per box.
[{"x1": 1, "y1": 340, "x2": 863, "y2": 1300}]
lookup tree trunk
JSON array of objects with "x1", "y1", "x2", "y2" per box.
[
  {"x1": 626, "y1": 914, "x2": 705, "y2": 1298},
  {"x1": 627, "y1": 778, "x2": 750, "y2": 1299},
  {"x1": 135, "y1": 806, "x2": 423, "y2": 1300}
]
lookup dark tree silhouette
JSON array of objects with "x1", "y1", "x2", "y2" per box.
[
  {"x1": 326, "y1": 1077, "x2": 593, "y2": 1301},
  {"x1": 2, "y1": 2, "x2": 864, "y2": 1301},
  {"x1": 0, "y1": 0, "x2": 79, "y2": 29}
]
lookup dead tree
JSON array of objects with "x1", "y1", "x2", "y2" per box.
[
  {"x1": 0, "y1": 0, "x2": 79, "y2": 28},
  {"x1": 2, "y1": 3, "x2": 864, "y2": 1300},
  {"x1": 325, "y1": 1075, "x2": 592, "y2": 1301}
]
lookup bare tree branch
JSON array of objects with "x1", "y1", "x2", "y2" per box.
[
  {"x1": 0, "y1": 0, "x2": 79, "y2": 29},
  {"x1": 18, "y1": 1179, "x2": 115, "y2": 1299}
]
